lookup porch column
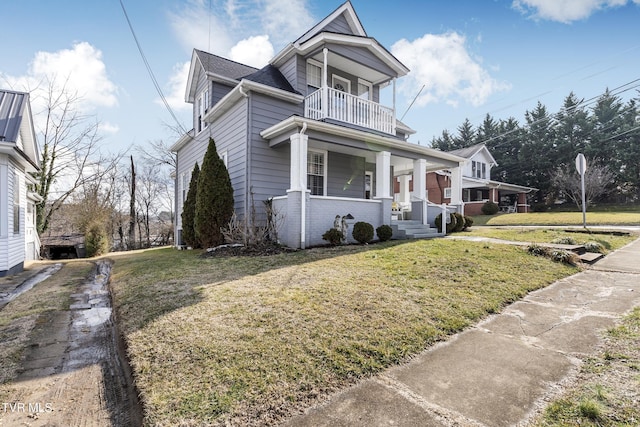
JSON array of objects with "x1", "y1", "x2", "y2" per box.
[
  {"x1": 412, "y1": 159, "x2": 427, "y2": 224},
  {"x1": 518, "y1": 192, "x2": 528, "y2": 213},
  {"x1": 287, "y1": 130, "x2": 309, "y2": 249},
  {"x1": 398, "y1": 175, "x2": 411, "y2": 203},
  {"x1": 375, "y1": 151, "x2": 392, "y2": 225},
  {"x1": 322, "y1": 48, "x2": 328, "y2": 118},
  {"x1": 450, "y1": 163, "x2": 464, "y2": 215},
  {"x1": 289, "y1": 131, "x2": 308, "y2": 191},
  {"x1": 375, "y1": 151, "x2": 391, "y2": 199}
]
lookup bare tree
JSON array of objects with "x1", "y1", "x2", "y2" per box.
[
  {"x1": 551, "y1": 159, "x2": 615, "y2": 209},
  {"x1": 128, "y1": 156, "x2": 136, "y2": 249},
  {"x1": 32, "y1": 77, "x2": 122, "y2": 234}
]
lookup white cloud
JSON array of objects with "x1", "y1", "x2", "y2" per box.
[
  {"x1": 163, "y1": 61, "x2": 191, "y2": 111},
  {"x1": 100, "y1": 122, "x2": 120, "y2": 134},
  {"x1": 391, "y1": 32, "x2": 510, "y2": 108},
  {"x1": 168, "y1": 0, "x2": 313, "y2": 57},
  {"x1": 0, "y1": 42, "x2": 118, "y2": 134},
  {"x1": 513, "y1": 0, "x2": 632, "y2": 22},
  {"x1": 229, "y1": 36, "x2": 274, "y2": 68}
]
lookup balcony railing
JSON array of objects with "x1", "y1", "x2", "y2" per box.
[{"x1": 305, "y1": 87, "x2": 395, "y2": 135}]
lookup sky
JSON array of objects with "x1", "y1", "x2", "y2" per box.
[{"x1": 2, "y1": 0, "x2": 640, "y2": 154}]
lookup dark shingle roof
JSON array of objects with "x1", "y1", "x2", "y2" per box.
[
  {"x1": 242, "y1": 65, "x2": 299, "y2": 94},
  {"x1": 448, "y1": 143, "x2": 485, "y2": 159},
  {"x1": 194, "y1": 49, "x2": 258, "y2": 80},
  {"x1": 0, "y1": 89, "x2": 27, "y2": 143}
]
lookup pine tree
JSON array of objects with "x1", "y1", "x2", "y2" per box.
[
  {"x1": 195, "y1": 138, "x2": 234, "y2": 248},
  {"x1": 181, "y1": 162, "x2": 200, "y2": 248}
]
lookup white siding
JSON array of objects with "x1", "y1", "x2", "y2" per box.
[
  {"x1": 4, "y1": 160, "x2": 25, "y2": 271},
  {"x1": 0, "y1": 156, "x2": 7, "y2": 271}
]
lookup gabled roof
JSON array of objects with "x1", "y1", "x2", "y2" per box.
[
  {"x1": 270, "y1": 1, "x2": 409, "y2": 81},
  {"x1": 0, "y1": 89, "x2": 40, "y2": 172},
  {"x1": 185, "y1": 50, "x2": 258, "y2": 103},
  {"x1": 294, "y1": 1, "x2": 366, "y2": 45},
  {"x1": 448, "y1": 143, "x2": 498, "y2": 167}
]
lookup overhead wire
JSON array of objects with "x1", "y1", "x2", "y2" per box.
[{"x1": 118, "y1": 0, "x2": 188, "y2": 136}]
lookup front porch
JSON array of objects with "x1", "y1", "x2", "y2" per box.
[{"x1": 262, "y1": 118, "x2": 466, "y2": 248}]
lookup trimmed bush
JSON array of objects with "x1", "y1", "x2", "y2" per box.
[
  {"x1": 195, "y1": 138, "x2": 234, "y2": 248},
  {"x1": 552, "y1": 236, "x2": 576, "y2": 245},
  {"x1": 452, "y1": 212, "x2": 465, "y2": 232},
  {"x1": 85, "y1": 221, "x2": 109, "y2": 257},
  {"x1": 435, "y1": 213, "x2": 457, "y2": 234},
  {"x1": 352, "y1": 221, "x2": 374, "y2": 244},
  {"x1": 322, "y1": 228, "x2": 343, "y2": 246},
  {"x1": 463, "y1": 216, "x2": 474, "y2": 230},
  {"x1": 181, "y1": 162, "x2": 200, "y2": 248},
  {"x1": 481, "y1": 201, "x2": 499, "y2": 215},
  {"x1": 376, "y1": 224, "x2": 393, "y2": 242}
]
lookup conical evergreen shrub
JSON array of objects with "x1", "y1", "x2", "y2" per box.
[
  {"x1": 181, "y1": 162, "x2": 200, "y2": 248},
  {"x1": 195, "y1": 138, "x2": 234, "y2": 248}
]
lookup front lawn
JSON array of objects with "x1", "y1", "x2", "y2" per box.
[
  {"x1": 478, "y1": 211, "x2": 640, "y2": 226},
  {"x1": 110, "y1": 239, "x2": 578, "y2": 426},
  {"x1": 464, "y1": 228, "x2": 635, "y2": 252}
]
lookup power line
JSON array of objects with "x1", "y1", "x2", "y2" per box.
[{"x1": 119, "y1": 0, "x2": 188, "y2": 136}]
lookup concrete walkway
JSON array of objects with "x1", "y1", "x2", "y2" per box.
[{"x1": 284, "y1": 237, "x2": 640, "y2": 427}]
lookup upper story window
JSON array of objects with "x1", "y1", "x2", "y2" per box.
[
  {"x1": 13, "y1": 172, "x2": 20, "y2": 234},
  {"x1": 307, "y1": 60, "x2": 322, "y2": 95},
  {"x1": 358, "y1": 79, "x2": 372, "y2": 100},
  {"x1": 197, "y1": 87, "x2": 210, "y2": 132},
  {"x1": 307, "y1": 150, "x2": 327, "y2": 196},
  {"x1": 472, "y1": 161, "x2": 487, "y2": 179}
]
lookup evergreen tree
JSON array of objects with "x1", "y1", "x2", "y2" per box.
[
  {"x1": 195, "y1": 138, "x2": 234, "y2": 248},
  {"x1": 181, "y1": 162, "x2": 200, "y2": 248},
  {"x1": 454, "y1": 118, "x2": 476, "y2": 148},
  {"x1": 554, "y1": 92, "x2": 592, "y2": 168},
  {"x1": 488, "y1": 117, "x2": 523, "y2": 184},
  {"x1": 617, "y1": 97, "x2": 640, "y2": 201},
  {"x1": 520, "y1": 102, "x2": 556, "y2": 202}
]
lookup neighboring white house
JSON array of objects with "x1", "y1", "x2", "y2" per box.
[
  {"x1": 0, "y1": 89, "x2": 42, "y2": 276},
  {"x1": 426, "y1": 144, "x2": 537, "y2": 215}
]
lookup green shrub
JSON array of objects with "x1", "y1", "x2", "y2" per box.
[
  {"x1": 584, "y1": 241, "x2": 605, "y2": 253},
  {"x1": 532, "y1": 203, "x2": 548, "y2": 212},
  {"x1": 552, "y1": 236, "x2": 576, "y2": 245},
  {"x1": 195, "y1": 138, "x2": 234, "y2": 248},
  {"x1": 85, "y1": 222, "x2": 109, "y2": 257},
  {"x1": 481, "y1": 201, "x2": 499, "y2": 215},
  {"x1": 322, "y1": 228, "x2": 343, "y2": 246},
  {"x1": 527, "y1": 243, "x2": 550, "y2": 257},
  {"x1": 352, "y1": 221, "x2": 374, "y2": 244},
  {"x1": 181, "y1": 162, "x2": 200, "y2": 248},
  {"x1": 452, "y1": 212, "x2": 465, "y2": 232},
  {"x1": 435, "y1": 213, "x2": 457, "y2": 234},
  {"x1": 376, "y1": 224, "x2": 393, "y2": 242},
  {"x1": 463, "y1": 216, "x2": 474, "y2": 230}
]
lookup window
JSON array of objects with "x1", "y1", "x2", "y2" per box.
[
  {"x1": 364, "y1": 171, "x2": 373, "y2": 199},
  {"x1": 307, "y1": 150, "x2": 326, "y2": 196},
  {"x1": 181, "y1": 173, "x2": 188, "y2": 207},
  {"x1": 220, "y1": 151, "x2": 228, "y2": 168},
  {"x1": 472, "y1": 160, "x2": 487, "y2": 179},
  {"x1": 332, "y1": 75, "x2": 351, "y2": 93},
  {"x1": 197, "y1": 87, "x2": 209, "y2": 132},
  {"x1": 307, "y1": 60, "x2": 322, "y2": 95},
  {"x1": 444, "y1": 187, "x2": 452, "y2": 199},
  {"x1": 13, "y1": 172, "x2": 20, "y2": 234},
  {"x1": 357, "y1": 79, "x2": 372, "y2": 100}
]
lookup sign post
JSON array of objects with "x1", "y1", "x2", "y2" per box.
[{"x1": 575, "y1": 153, "x2": 587, "y2": 228}]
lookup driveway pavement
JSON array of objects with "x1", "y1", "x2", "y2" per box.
[{"x1": 284, "y1": 236, "x2": 640, "y2": 426}]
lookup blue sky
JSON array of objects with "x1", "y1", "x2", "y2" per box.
[{"x1": 2, "y1": 0, "x2": 639, "y2": 153}]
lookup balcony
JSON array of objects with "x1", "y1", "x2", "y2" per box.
[{"x1": 305, "y1": 87, "x2": 396, "y2": 135}]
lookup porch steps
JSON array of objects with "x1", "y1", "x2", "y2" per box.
[{"x1": 391, "y1": 220, "x2": 439, "y2": 240}]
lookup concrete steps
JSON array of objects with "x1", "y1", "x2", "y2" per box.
[{"x1": 391, "y1": 220, "x2": 439, "y2": 240}]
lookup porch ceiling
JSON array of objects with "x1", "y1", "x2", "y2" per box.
[
  {"x1": 307, "y1": 50, "x2": 389, "y2": 85},
  {"x1": 262, "y1": 116, "x2": 465, "y2": 171}
]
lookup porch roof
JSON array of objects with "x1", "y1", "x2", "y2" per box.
[
  {"x1": 261, "y1": 116, "x2": 465, "y2": 171},
  {"x1": 463, "y1": 175, "x2": 537, "y2": 194}
]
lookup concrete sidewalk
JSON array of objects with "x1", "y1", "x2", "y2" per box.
[{"x1": 284, "y1": 237, "x2": 640, "y2": 427}]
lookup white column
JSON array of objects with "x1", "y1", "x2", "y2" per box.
[
  {"x1": 399, "y1": 175, "x2": 411, "y2": 203},
  {"x1": 322, "y1": 48, "x2": 328, "y2": 118},
  {"x1": 375, "y1": 151, "x2": 391, "y2": 199},
  {"x1": 289, "y1": 132, "x2": 308, "y2": 191},
  {"x1": 450, "y1": 163, "x2": 464, "y2": 207},
  {"x1": 413, "y1": 159, "x2": 427, "y2": 200}
]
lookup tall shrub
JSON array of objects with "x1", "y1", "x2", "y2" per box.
[
  {"x1": 181, "y1": 162, "x2": 200, "y2": 248},
  {"x1": 85, "y1": 221, "x2": 109, "y2": 257},
  {"x1": 195, "y1": 138, "x2": 234, "y2": 248}
]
